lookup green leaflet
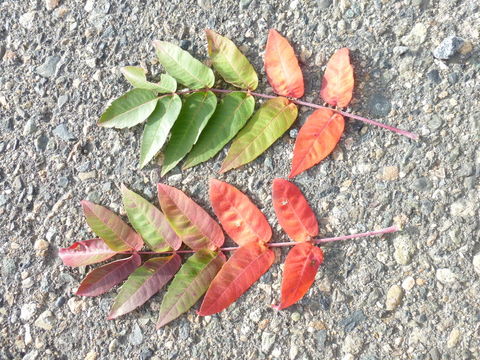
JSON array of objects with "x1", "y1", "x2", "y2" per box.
[
  {"x1": 205, "y1": 29, "x2": 258, "y2": 90},
  {"x1": 121, "y1": 66, "x2": 177, "y2": 93},
  {"x1": 153, "y1": 40, "x2": 215, "y2": 89},
  {"x1": 161, "y1": 92, "x2": 217, "y2": 176},
  {"x1": 220, "y1": 97, "x2": 298, "y2": 173},
  {"x1": 139, "y1": 94, "x2": 182, "y2": 168},
  {"x1": 98, "y1": 88, "x2": 158, "y2": 129},
  {"x1": 121, "y1": 185, "x2": 182, "y2": 252},
  {"x1": 81, "y1": 201, "x2": 144, "y2": 252},
  {"x1": 108, "y1": 255, "x2": 181, "y2": 319},
  {"x1": 157, "y1": 250, "x2": 226, "y2": 328},
  {"x1": 183, "y1": 92, "x2": 255, "y2": 169}
]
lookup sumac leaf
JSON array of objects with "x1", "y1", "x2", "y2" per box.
[
  {"x1": 320, "y1": 48, "x2": 354, "y2": 107},
  {"x1": 198, "y1": 241, "x2": 274, "y2": 316},
  {"x1": 157, "y1": 250, "x2": 226, "y2": 328},
  {"x1": 272, "y1": 178, "x2": 318, "y2": 242},
  {"x1": 157, "y1": 184, "x2": 224, "y2": 251},
  {"x1": 58, "y1": 238, "x2": 117, "y2": 267},
  {"x1": 76, "y1": 253, "x2": 141, "y2": 297},
  {"x1": 209, "y1": 179, "x2": 271, "y2": 246},
  {"x1": 289, "y1": 108, "x2": 344, "y2": 178},
  {"x1": 264, "y1": 29, "x2": 304, "y2": 98},
  {"x1": 121, "y1": 185, "x2": 181, "y2": 251},
  {"x1": 120, "y1": 66, "x2": 177, "y2": 93},
  {"x1": 98, "y1": 89, "x2": 158, "y2": 129},
  {"x1": 153, "y1": 40, "x2": 215, "y2": 89},
  {"x1": 81, "y1": 200, "x2": 143, "y2": 252},
  {"x1": 108, "y1": 255, "x2": 181, "y2": 319},
  {"x1": 273, "y1": 242, "x2": 324, "y2": 310},
  {"x1": 220, "y1": 97, "x2": 298, "y2": 173},
  {"x1": 139, "y1": 94, "x2": 182, "y2": 168},
  {"x1": 183, "y1": 92, "x2": 255, "y2": 169},
  {"x1": 162, "y1": 91, "x2": 217, "y2": 176},
  {"x1": 205, "y1": 29, "x2": 258, "y2": 90}
]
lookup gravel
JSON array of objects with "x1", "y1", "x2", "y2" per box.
[{"x1": 1, "y1": 0, "x2": 479, "y2": 359}]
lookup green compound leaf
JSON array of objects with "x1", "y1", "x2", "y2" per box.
[
  {"x1": 157, "y1": 250, "x2": 226, "y2": 328},
  {"x1": 121, "y1": 185, "x2": 182, "y2": 252},
  {"x1": 98, "y1": 88, "x2": 158, "y2": 129},
  {"x1": 121, "y1": 66, "x2": 177, "y2": 93},
  {"x1": 205, "y1": 30, "x2": 258, "y2": 90},
  {"x1": 220, "y1": 97, "x2": 298, "y2": 173},
  {"x1": 161, "y1": 91, "x2": 217, "y2": 176},
  {"x1": 108, "y1": 255, "x2": 182, "y2": 319},
  {"x1": 157, "y1": 183, "x2": 225, "y2": 251},
  {"x1": 153, "y1": 40, "x2": 215, "y2": 89},
  {"x1": 139, "y1": 94, "x2": 182, "y2": 168},
  {"x1": 81, "y1": 200, "x2": 143, "y2": 252},
  {"x1": 183, "y1": 92, "x2": 255, "y2": 169}
]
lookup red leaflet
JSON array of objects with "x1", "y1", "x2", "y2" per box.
[
  {"x1": 264, "y1": 29, "x2": 304, "y2": 98},
  {"x1": 157, "y1": 184, "x2": 224, "y2": 251},
  {"x1": 289, "y1": 108, "x2": 344, "y2": 178},
  {"x1": 76, "y1": 253, "x2": 141, "y2": 297},
  {"x1": 273, "y1": 242, "x2": 324, "y2": 310},
  {"x1": 59, "y1": 238, "x2": 117, "y2": 267},
  {"x1": 272, "y1": 179, "x2": 318, "y2": 242},
  {"x1": 209, "y1": 179, "x2": 272, "y2": 246},
  {"x1": 198, "y1": 241, "x2": 275, "y2": 316},
  {"x1": 320, "y1": 48, "x2": 354, "y2": 107}
]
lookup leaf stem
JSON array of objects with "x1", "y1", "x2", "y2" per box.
[
  {"x1": 128, "y1": 226, "x2": 399, "y2": 255},
  {"x1": 175, "y1": 88, "x2": 418, "y2": 140}
]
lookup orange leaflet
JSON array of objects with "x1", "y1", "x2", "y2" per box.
[
  {"x1": 209, "y1": 179, "x2": 272, "y2": 246},
  {"x1": 273, "y1": 242, "x2": 324, "y2": 310},
  {"x1": 320, "y1": 48, "x2": 354, "y2": 107},
  {"x1": 272, "y1": 178, "x2": 318, "y2": 241},
  {"x1": 289, "y1": 108, "x2": 344, "y2": 178},
  {"x1": 264, "y1": 29, "x2": 304, "y2": 98},
  {"x1": 198, "y1": 241, "x2": 275, "y2": 316}
]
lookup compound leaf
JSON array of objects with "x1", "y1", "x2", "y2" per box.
[
  {"x1": 153, "y1": 40, "x2": 214, "y2": 89},
  {"x1": 320, "y1": 48, "x2": 354, "y2": 107},
  {"x1": 81, "y1": 200, "x2": 143, "y2": 252},
  {"x1": 76, "y1": 253, "x2": 141, "y2": 297},
  {"x1": 98, "y1": 89, "x2": 158, "y2": 129},
  {"x1": 264, "y1": 29, "x2": 304, "y2": 98},
  {"x1": 162, "y1": 91, "x2": 217, "y2": 176},
  {"x1": 220, "y1": 97, "x2": 298, "y2": 173},
  {"x1": 209, "y1": 179, "x2": 271, "y2": 246},
  {"x1": 205, "y1": 29, "x2": 258, "y2": 90},
  {"x1": 139, "y1": 94, "x2": 182, "y2": 168},
  {"x1": 157, "y1": 250, "x2": 226, "y2": 328},
  {"x1": 121, "y1": 185, "x2": 181, "y2": 251},
  {"x1": 183, "y1": 92, "x2": 255, "y2": 169},
  {"x1": 272, "y1": 178, "x2": 318, "y2": 242},
  {"x1": 108, "y1": 255, "x2": 181, "y2": 319},
  {"x1": 273, "y1": 242, "x2": 324, "y2": 310},
  {"x1": 198, "y1": 241, "x2": 274, "y2": 316},
  {"x1": 120, "y1": 66, "x2": 177, "y2": 93},
  {"x1": 59, "y1": 238, "x2": 117, "y2": 267},
  {"x1": 157, "y1": 183, "x2": 224, "y2": 251},
  {"x1": 289, "y1": 108, "x2": 344, "y2": 178}
]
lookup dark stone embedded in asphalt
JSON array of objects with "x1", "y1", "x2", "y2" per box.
[
  {"x1": 368, "y1": 93, "x2": 392, "y2": 118},
  {"x1": 340, "y1": 310, "x2": 366, "y2": 332}
]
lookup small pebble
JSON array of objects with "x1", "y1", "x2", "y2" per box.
[
  {"x1": 34, "y1": 310, "x2": 54, "y2": 331},
  {"x1": 381, "y1": 166, "x2": 399, "y2": 181},
  {"x1": 473, "y1": 253, "x2": 480, "y2": 275},
  {"x1": 45, "y1": 0, "x2": 59, "y2": 10},
  {"x1": 385, "y1": 285, "x2": 403, "y2": 310},
  {"x1": 447, "y1": 328, "x2": 461, "y2": 348},
  {"x1": 402, "y1": 276, "x2": 415, "y2": 291},
  {"x1": 436, "y1": 268, "x2": 456, "y2": 284}
]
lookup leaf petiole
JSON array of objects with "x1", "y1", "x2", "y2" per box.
[{"x1": 117, "y1": 225, "x2": 399, "y2": 255}]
